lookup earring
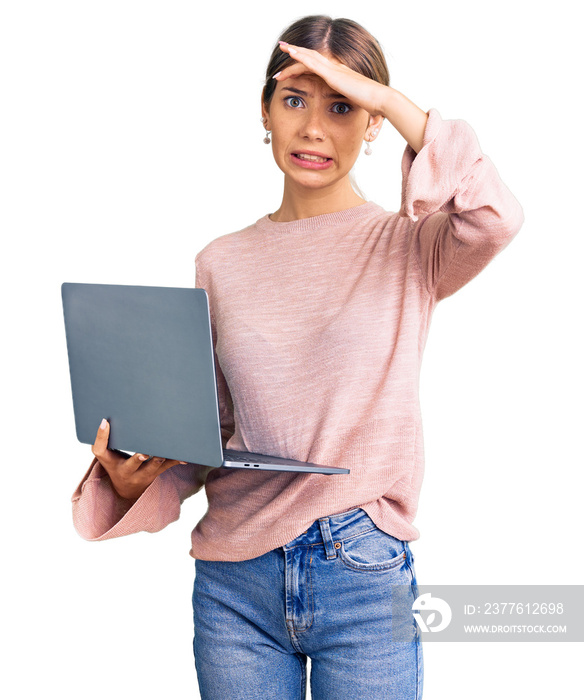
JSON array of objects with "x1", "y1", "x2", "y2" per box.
[
  {"x1": 260, "y1": 117, "x2": 271, "y2": 144},
  {"x1": 364, "y1": 129, "x2": 379, "y2": 156}
]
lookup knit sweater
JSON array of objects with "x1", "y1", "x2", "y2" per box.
[{"x1": 71, "y1": 108, "x2": 524, "y2": 561}]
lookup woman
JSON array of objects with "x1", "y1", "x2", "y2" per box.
[{"x1": 74, "y1": 15, "x2": 524, "y2": 699}]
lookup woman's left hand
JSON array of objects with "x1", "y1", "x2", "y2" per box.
[{"x1": 275, "y1": 42, "x2": 389, "y2": 117}]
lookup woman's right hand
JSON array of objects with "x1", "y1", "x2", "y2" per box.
[{"x1": 91, "y1": 419, "x2": 187, "y2": 501}]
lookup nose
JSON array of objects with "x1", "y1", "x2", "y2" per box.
[{"x1": 300, "y1": 107, "x2": 326, "y2": 142}]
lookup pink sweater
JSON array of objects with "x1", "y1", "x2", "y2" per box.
[{"x1": 71, "y1": 108, "x2": 524, "y2": 561}]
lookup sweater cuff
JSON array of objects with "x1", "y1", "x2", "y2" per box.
[
  {"x1": 399, "y1": 108, "x2": 484, "y2": 222},
  {"x1": 71, "y1": 458, "x2": 182, "y2": 541}
]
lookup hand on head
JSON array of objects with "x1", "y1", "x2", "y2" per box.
[{"x1": 275, "y1": 42, "x2": 387, "y2": 122}]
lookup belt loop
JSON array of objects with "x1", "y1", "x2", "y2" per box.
[{"x1": 318, "y1": 517, "x2": 337, "y2": 560}]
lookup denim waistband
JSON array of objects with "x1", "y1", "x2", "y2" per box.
[{"x1": 282, "y1": 507, "x2": 394, "y2": 555}]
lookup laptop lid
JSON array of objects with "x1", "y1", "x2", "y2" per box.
[{"x1": 62, "y1": 283, "x2": 225, "y2": 466}]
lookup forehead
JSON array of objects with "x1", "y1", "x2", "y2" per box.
[{"x1": 276, "y1": 73, "x2": 346, "y2": 99}]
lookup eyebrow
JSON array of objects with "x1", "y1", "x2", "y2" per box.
[{"x1": 281, "y1": 86, "x2": 347, "y2": 100}]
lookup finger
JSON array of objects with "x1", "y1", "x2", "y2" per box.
[
  {"x1": 138, "y1": 457, "x2": 187, "y2": 477},
  {"x1": 92, "y1": 418, "x2": 111, "y2": 457},
  {"x1": 277, "y1": 43, "x2": 319, "y2": 71},
  {"x1": 141, "y1": 456, "x2": 166, "y2": 471},
  {"x1": 92, "y1": 419, "x2": 146, "y2": 468},
  {"x1": 114, "y1": 451, "x2": 152, "y2": 474},
  {"x1": 276, "y1": 44, "x2": 342, "y2": 87},
  {"x1": 278, "y1": 42, "x2": 337, "y2": 69},
  {"x1": 274, "y1": 62, "x2": 315, "y2": 83}
]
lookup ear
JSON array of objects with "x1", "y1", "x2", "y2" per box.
[
  {"x1": 261, "y1": 89, "x2": 271, "y2": 131},
  {"x1": 365, "y1": 114, "x2": 384, "y2": 141}
]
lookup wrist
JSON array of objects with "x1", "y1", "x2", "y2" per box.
[{"x1": 380, "y1": 87, "x2": 428, "y2": 154}]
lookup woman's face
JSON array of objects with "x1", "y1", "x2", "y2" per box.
[{"x1": 261, "y1": 72, "x2": 372, "y2": 193}]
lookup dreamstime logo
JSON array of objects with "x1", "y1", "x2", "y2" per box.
[{"x1": 412, "y1": 592, "x2": 452, "y2": 633}]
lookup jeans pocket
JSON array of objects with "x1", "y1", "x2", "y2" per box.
[{"x1": 338, "y1": 526, "x2": 408, "y2": 573}]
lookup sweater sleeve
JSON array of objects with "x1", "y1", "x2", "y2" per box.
[
  {"x1": 71, "y1": 458, "x2": 212, "y2": 541},
  {"x1": 400, "y1": 108, "x2": 525, "y2": 301},
  {"x1": 70, "y1": 262, "x2": 221, "y2": 543}
]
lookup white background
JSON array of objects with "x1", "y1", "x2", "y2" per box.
[{"x1": 1, "y1": 1, "x2": 582, "y2": 698}]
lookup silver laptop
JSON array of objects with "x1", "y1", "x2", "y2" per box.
[{"x1": 61, "y1": 283, "x2": 349, "y2": 475}]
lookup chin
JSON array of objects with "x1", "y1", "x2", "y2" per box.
[
  {"x1": 286, "y1": 169, "x2": 342, "y2": 190},
  {"x1": 297, "y1": 177, "x2": 335, "y2": 190}
]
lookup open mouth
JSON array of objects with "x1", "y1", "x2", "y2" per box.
[
  {"x1": 292, "y1": 153, "x2": 331, "y2": 163},
  {"x1": 292, "y1": 152, "x2": 332, "y2": 163},
  {"x1": 290, "y1": 152, "x2": 334, "y2": 169}
]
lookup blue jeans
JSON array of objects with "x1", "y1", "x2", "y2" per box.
[{"x1": 193, "y1": 507, "x2": 423, "y2": 699}]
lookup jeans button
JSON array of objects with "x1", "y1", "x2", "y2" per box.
[{"x1": 334, "y1": 542, "x2": 342, "y2": 549}]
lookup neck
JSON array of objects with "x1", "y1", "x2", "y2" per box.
[{"x1": 269, "y1": 175, "x2": 366, "y2": 222}]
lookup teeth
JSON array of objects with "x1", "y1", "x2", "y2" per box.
[{"x1": 295, "y1": 153, "x2": 328, "y2": 162}]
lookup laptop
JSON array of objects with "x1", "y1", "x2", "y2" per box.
[{"x1": 61, "y1": 283, "x2": 349, "y2": 475}]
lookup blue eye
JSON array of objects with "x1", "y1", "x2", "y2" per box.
[
  {"x1": 332, "y1": 103, "x2": 352, "y2": 114},
  {"x1": 284, "y1": 96, "x2": 303, "y2": 108}
]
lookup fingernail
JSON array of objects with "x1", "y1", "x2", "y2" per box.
[
  {"x1": 272, "y1": 71, "x2": 281, "y2": 79},
  {"x1": 137, "y1": 454, "x2": 148, "y2": 461},
  {"x1": 288, "y1": 47, "x2": 297, "y2": 55},
  {"x1": 100, "y1": 418, "x2": 107, "y2": 430},
  {"x1": 278, "y1": 41, "x2": 287, "y2": 45},
  {"x1": 179, "y1": 461, "x2": 187, "y2": 465}
]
